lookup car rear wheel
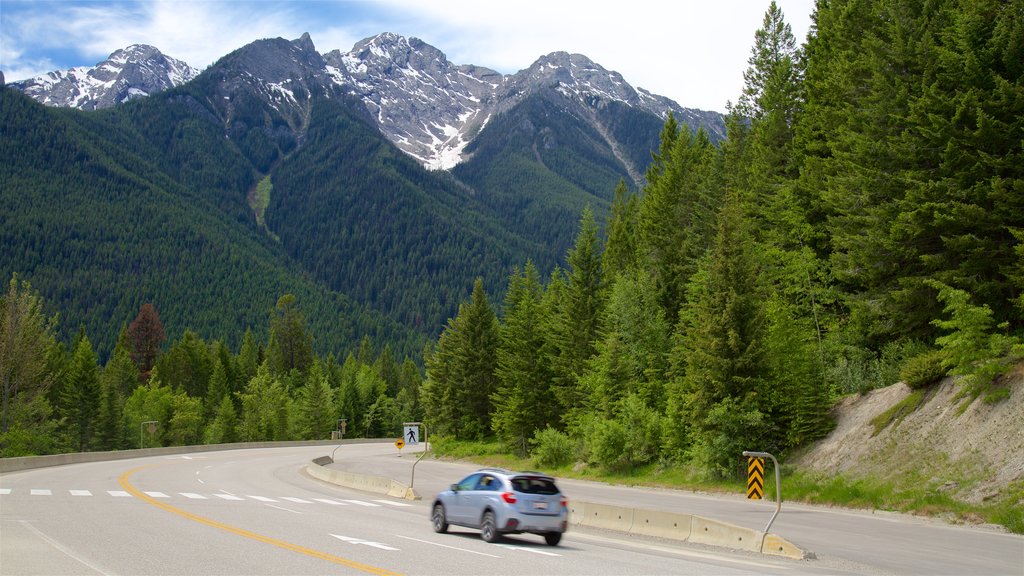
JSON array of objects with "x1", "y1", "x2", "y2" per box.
[
  {"x1": 432, "y1": 503, "x2": 449, "y2": 533},
  {"x1": 544, "y1": 532, "x2": 562, "y2": 546},
  {"x1": 480, "y1": 511, "x2": 500, "y2": 543}
]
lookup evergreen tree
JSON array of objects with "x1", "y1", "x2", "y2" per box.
[
  {"x1": 61, "y1": 335, "x2": 101, "y2": 452},
  {"x1": 266, "y1": 294, "x2": 314, "y2": 378},
  {"x1": 637, "y1": 125, "x2": 718, "y2": 320},
  {"x1": 335, "y1": 353, "x2": 363, "y2": 437},
  {"x1": 156, "y1": 329, "x2": 213, "y2": 398},
  {"x1": 237, "y1": 327, "x2": 261, "y2": 390},
  {"x1": 297, "y1": 361, "x2": 335, "y2": 440},
  {"x1": 668, "y1": 192, "x2": 769, "y2": 476},
  {"x1": 205, "y1": 395, "x2": 239, "y2": 444},
  {"x1": 166, "y1": 391, "x2": 203, "y2": 446},
  {"x1": 204, "y1": 357, "x2": 231, "y2": 422},
  {"x1": 421, "y1": 278, "x2": 499, "y2": 439},
  {"x1": 492, "y1": 262, "x2": 556, "y2": 455},
  {"x1": 237, "y1": 362, "x2": 290, "y2": 441},
  {"x1": 551, "y1": 209, "x2": 606, "y2": 418},
  {"x1": 603, "y1": 180, "x2": 640, "y2": 278},
  {"x1": 0, "y1": 274, "x2": 58, "y2": 440}
]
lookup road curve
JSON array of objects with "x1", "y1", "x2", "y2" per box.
[
  {"x1": 330, "y1": 443, "x2": 1024, "y2": 576},
  {"x1": 3, "y1": 444, "x2": 828, "y2": 576}
]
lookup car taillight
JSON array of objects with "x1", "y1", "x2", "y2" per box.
[
  {"x1": 501, "y1": 492, "x2": 517, "y2": 504},
  {"x1": 560, "y1": 497, "x2": 568, "y2": 509}
]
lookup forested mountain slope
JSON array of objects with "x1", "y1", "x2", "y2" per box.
[{"x1": 0, "y1": 88, "x2": 419, "y2": 357}]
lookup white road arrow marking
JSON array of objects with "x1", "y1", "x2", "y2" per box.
[{"x1": 330, "y1": 534, "x2": 399, "y2": 551}]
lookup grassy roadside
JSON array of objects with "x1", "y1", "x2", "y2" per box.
[{"x1": 429, "y1": 437, "x2": 1023, "y2": 534}]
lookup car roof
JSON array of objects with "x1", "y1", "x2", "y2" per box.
[{"x1": 474, "y1": 468, "x2": 555, "y2": 480}]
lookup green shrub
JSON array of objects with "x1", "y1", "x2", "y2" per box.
[
  {"x1": 529, "y1": 427, "x2": 575, "y2": 468},
  {"x1": 900, "y1": 350, "x2": 947, "y2": 389}
]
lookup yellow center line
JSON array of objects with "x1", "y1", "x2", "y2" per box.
[{"x1": 118, "y1": 464, "x2": 402, "y2": 576}]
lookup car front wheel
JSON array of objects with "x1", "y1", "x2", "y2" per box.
[
  {"x1": 480, "y1": 511, "x2": 500, "y2": 543},
  {"x1": 432, "y1": 503, "x2": 449, "y2": 533}
]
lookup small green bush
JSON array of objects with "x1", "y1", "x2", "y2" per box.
[
  {"x1": 900, "y1": 350, "x2": 947, "y2": 389},
  {"x1": 529, "y1": 427, "x2": 575, "y2": 468}
]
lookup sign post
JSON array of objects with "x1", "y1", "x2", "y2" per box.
[
  {"x1": 743, "y1": 450, "x2": 781, "y2": 549},
  {"x1": 141, "y1": 420, "x2": 158, "y2": 449}
]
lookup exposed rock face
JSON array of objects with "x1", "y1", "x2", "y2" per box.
[
  {"x1": 10, "y1": 32, "x2": 726, "y2": 171},
  {"x1": 10, "y1": 45, "x2": 197, "y2": 110}
]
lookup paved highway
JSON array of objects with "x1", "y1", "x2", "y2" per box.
[{"x1": 1, "y1": 443, "x2": 1020, "y2": 575}]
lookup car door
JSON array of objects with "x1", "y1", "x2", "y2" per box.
[
  {"x1": 446, "y1": 473, "x2": 482, "y2": 524},
  {"x1": 466, "y1": 473, "x2": 502, "y2": 526}
]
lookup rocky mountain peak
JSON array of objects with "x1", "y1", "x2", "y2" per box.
[
  {"x1": 10, "y1": 44, "x2": 196, "y2": 110},
  {"x1": 10, "y1": 32, "x2": 725, "y2": 169}
]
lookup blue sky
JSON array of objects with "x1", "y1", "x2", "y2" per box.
[{"x1": 1, "y1": 0, "x2": 815, "y2": 112}]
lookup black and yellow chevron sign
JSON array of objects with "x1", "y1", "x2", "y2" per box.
[{"x1": 747, "y1": 457, "x2": 764, "y2": 499}]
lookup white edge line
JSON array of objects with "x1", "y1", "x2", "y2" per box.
[
  {"x1": 264, "y1": 504, "x2": 302, "y2": 514},
  {"x1": 394, "y1": 535, "x2": 501, "y2": 558},
  {"x1": 18, "y1": 520, "x2": 113, "y2": 575}
]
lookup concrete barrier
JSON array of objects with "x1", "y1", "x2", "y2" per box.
[
  {"x1": 0, "y1": 439, "x2": 395, "y2": 474},
  {"x1": 689, "y1": 515, "x2": 762, "y2": 553},
  {"x1": 630, "y1": 508, "x2": 692, "y2": 540},
  {"x1": 305, "y1": 458, "x2": 420, "y2": 501},
  {"x1": 579, "y1": 502, "x2": 634, "y2": 532},
  {"x1": 570, "y1": 500, "x2": 809, "y2": 560}
]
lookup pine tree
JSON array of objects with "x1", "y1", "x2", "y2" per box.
[
  {"x1": 492, "y1": 262, "x2": 556, "y2": 455},
  {"x1": 421, "y1": 278, "x2": 499, "y2": 439},
  {"x1": 669, "y1": 192, "x2": 769, "y2": 476},
  {"x1": 1, "y1": 274, "x2": 58, "y2": 439},
  {"x1": 297, "y1": 361, "x2": 335, "y2": 440},
  {"x1": 61, "y1": 335, "x2": 101, "y2": 452},
  {"x1": 266, "y1": 294, "x2": 314, "y2": 378},
  {"x1": 603, "y1": 180, "x2": 640, "y2": 278},
  {"x1": 551, "y1": 209, "x2": 605, "y2": 418},
  {"x1": 637, "y1": 125, "x2": 718, "y2": 320}
]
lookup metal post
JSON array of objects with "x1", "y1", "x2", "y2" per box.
[
  {"x1": 141, "y1": 420, "x2": 158, "y2": 449},
  {"x1": 743, "y1": 450, "x2": 781, "y2": 549},
  {"x1": 332, "y1": 418, "x2": 348, "y2": 462},
  {"x1": 411, "y1": 422, "x2": 428, "y2": 489}
]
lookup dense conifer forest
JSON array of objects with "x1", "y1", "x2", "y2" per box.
[{"x1": 1, "y1": 0, "x2": 1021, "y2": 476}]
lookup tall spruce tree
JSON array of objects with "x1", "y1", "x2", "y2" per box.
[
  {"x1": 668, "y1": 191, "x2": 769, "y2": 476},
  {"x1": 492, "y1": 262, "x2": 556, "y2": 455},
  {"x1": 421, "y1": 278, "x2": 499, "y2": 439},
  {"x1": 550, "y1": 209, "x2": 606, "y2": 418},
  {"x1": 61, "y1": 335, "x2": 101, "y2": 452}
]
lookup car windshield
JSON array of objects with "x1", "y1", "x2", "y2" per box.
[{"x1": 510, "y1": 476, "x2": 559, "y2": 495}]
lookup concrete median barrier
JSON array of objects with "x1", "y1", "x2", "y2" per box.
[
  {"x1": 689, "y1": 515, "x2": 762, "y2": 552},
  {"x1": 630, "y1": 508, "x2": 692, "y2": 540},
  {"x1": 306, "y1": 458, "x2": 420, "y2": 501},
  {"x1": 571, "y1": 500, "x2": 809, "y2": 560},
  {"x1": 579, "y1": 502, "x2": 635, "y2": 532}
]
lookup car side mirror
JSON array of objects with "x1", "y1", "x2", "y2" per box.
[{"x1": 450, "y1": 484, "x2": 460, "y2": 492}]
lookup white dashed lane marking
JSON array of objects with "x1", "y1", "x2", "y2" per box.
[{"x1": 1, "y1": 489, "x2": 411, "y2": 510}]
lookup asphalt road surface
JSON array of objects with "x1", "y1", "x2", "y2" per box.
[{"x1": 1, "y1": 443, "x2": 1020, "y2": 575}]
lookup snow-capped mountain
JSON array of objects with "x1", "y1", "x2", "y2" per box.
[
  {"x1": 10, "y1": 45, "x2": 197, "y2": 110},
  {"x1": 9, "y1": 33, "x2": 724, "y2": 170},
  {"x1": 326, "y1": 33, "x2": 724, "y2": 169}
]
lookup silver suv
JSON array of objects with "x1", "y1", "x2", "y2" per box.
[{"x1": 430, "y1": 468, "x2": 568, "y2": 545}]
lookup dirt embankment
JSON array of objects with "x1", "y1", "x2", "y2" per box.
[{"x1": 793, "y1": 366, "x2": 1024, "y2": 507}]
